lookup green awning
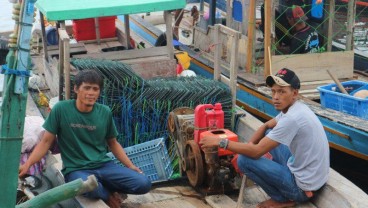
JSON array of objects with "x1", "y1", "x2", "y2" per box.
[{"x1": 35, "y1": 0, "x2": 186, "y2": 21}]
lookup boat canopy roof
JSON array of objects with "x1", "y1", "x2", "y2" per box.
[{"x1": 35, "y1": 0, "x2": 186, "y2": 21}]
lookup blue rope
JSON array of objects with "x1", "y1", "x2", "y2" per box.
[{"x1": 1, "y1": 65, "x2": 31, "y2": 77}]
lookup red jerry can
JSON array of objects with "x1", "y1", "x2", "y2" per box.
[{"x1": 194, "y1": 103, "x2": 224, "y2": 144}]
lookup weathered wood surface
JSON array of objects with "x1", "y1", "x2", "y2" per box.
[
  {"x1": 73, "y1": 46, "x2": 168, "y2": 60},
  {"x1": 272, "y1": 51, "x2": 354, "y2": 82},
  {"x1": 124, "y1": 185, "x2": 212, "y2": 208},
  {"x1": 47, "y1": 43, "x2": 87, "y2": 58}
]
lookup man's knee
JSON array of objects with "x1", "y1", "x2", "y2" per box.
[
  {"x1": 132, "y1": 175, "x2": 151, "y2": 194},
  {"x1": 237, "y1": 154, "x2": 252, "y2": 173}
]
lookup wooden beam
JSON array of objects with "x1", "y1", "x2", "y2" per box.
[
  {"x1": 226, "y1": 0, "x2": 232, "y2": 27},
  {"x1": 246, "y1": 0, "x2": 255, "y2": 72},
  {"x1": 346, "y1": 0, "x2": 356, "y2": 50},
  {"x1": 327, "y1": 0, "x2": 335, "y2": 52},
  {"x1": 214, "y1": 24, "x2": 221, "y2": 81},
  {"x1": 94, "y1": 18, "x2": 101, "y2": 45},
  {"x1": 60, "y1": 29, "x2": 71, "y2": 100},
  {"x1": 58, "y1": 22, "x2": 65, "y2": 101},
  {"x1": 124, "y1": 15, "x2": 130, "y2": 49},
  {"x1": 164, "y1": 11, "x2": 174, "y2": 60},
  {"x1": 39, "y1": 12, "x2": 49, "y2": 62},
  {"x1": 73, "y1": 46, "x2": 168, "y2": 60},
  {"x1": 264, "y1": 0, "x2": 271, "y2": 77},
  {"x1": 230, "y1": 31, "x2": 240, "y2": 129}
]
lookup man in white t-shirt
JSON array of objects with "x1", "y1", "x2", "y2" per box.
[{"x1": 200, "y1": 68, "x2": 329, "y2": 208}]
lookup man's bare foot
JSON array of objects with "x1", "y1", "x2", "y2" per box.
[
  {"x1": 107, "y1": 192, "x2": 122, "y2": 208},
  {"x1": 305, "y1": 191, "x2": 313, "y2": 198},
  {"x1": 257, "y1": 199, "x2": 295, "y2": 208}
]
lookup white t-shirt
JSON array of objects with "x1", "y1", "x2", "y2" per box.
[{"x1": 267, "y1": 101, "x2": 329, "y2": 191}]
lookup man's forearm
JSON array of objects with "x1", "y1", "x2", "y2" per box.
[
  {"x1": 109, "y1": 141, "x2": 134, "y2": 168},
  {"x1": 24, "y1": 139, "x2": 53, "y2": 167}
]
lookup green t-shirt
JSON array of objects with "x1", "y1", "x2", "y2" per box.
[{"x1": 43, "y1": 100, "x2": 118, "y2": 175}]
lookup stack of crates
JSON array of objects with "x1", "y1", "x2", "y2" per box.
[{"x1": 107, "y1": 137, "x2": 173, "y2": 182}]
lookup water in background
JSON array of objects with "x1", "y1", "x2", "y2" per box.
[{"x1": 0, "y1": 0, "x2": 15, "y2": 33}]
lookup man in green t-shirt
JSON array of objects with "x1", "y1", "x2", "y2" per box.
[{"x1": 19, "y1": 70, "x2": 151, "y2": 207}]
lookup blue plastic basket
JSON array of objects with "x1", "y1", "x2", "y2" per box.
[
  {"x1": 317, "y1": 80, "x2": 368, "y2": 119},
  {"x1": 107, "y1": 138, "x2": 173, "y2": 182}
]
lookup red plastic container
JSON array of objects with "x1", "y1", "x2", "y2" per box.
[
  {"x1": 72, "y1": 16, "x2": 116, "y2": 41},
  {"x1": 200, "y1": 129, "x2": 238, "y2": 156},
  {"x1": 194, "y1": 103, "x2": 224, "y2": 144}
]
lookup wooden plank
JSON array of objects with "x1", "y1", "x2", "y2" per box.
[
  {"x1": 263, "y1": 0, "x2": 271, "y2": 77},
  {"x1": 128, "y1": 58, "x2": 176, "y2": 79},
  {"x1": 214, "y1": 24, "x2": 221, "y2": 81},
  {"x1": 75, "y1": 196, "x2": 109, "y2": 208},
  {"x1": 48, "y1": 46, "x2": 87, "y2": 58},
  {"x1": 246, "y1": 0, "x2": 255, "y2": 72},
  {"x1": 47, "y1": 43, "x2": 85, "y2": 51},
  {"x1": 205, "y1": 195, "x2": 237, "y2": 208},
  {"x1": 164, "y1": 11, "x2": 174, "y2": 60},
  {"x1": 299, "y1": 89, "x2": 318, "y2": 94},
  {"x1": 124, "y1": 186, "x2": 211, "y2": 208},
  {"x1": 316, "y1": 169, "x2": 368, "y2": 208},
  {"x1": 73, "y1": 46, "x2": 168, "y2": 60},
  {"x1": 346, "y1": 0, "x2": 356, "y2": 50},
  {"x1": 327, "y1": 0, "x2": 335, "y2": 52},
  {"x1": 272, "y1": 51, "x2": 354, "y2": 82},
  {"x1": 301, "y1": 80, "x2": 333, "y2": 86}
]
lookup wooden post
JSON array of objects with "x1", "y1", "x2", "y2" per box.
[
  {"x1": 16, "y1": 175, "x2": 98, "y2": 208},
  {"x1": 39, "y1": 12, "x2": 49, "y2": 62},
  {"x1": 241, "y1": 0, "x2": 249, "y2": 35},
  {"x1": 229, "y1": 31, "x2": 239, "y2": 129},
  {"x1": 226, "y1": 0, "x2": 232, "y2": 27},
  {"x1": 246, "y1": 0, "x2": 256, "y2": 72},
  {"x1": 164, "y1": 11, "x2": 174, "y2": 60},
  {"x1": 214, "y1": 24, "x2": 221, "y2": 81},
  {"x1": 124, "y1": 15, "x2": 130, "y2": 49},
  {"x1": 346, "y1": 0, "x2": 356, "y2": 51},
  {"x1": 327, "y1": 0, "x2": 335, "y2": 52},
  {"x1": 236, "y1": 176, "x2": 247, "y2": 208},
  {"x1": 59, "y1": 29, "x2": 70, "y2": 100},
  {"x1": 58, "y1": 22, "x2": 65, "y2": 101},
  {"x1": 264, "y1": 0, "x2": 272, "y2": 77},
  {"x1": 94, "y1": 18, "x2": 101, "y2": 45},
  {"x1": 218, "y1": 25, "x2": 240, "y2": 128}
]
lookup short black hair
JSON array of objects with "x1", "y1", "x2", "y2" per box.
[{"x1": 74, "y1": 70, "x2": 103, "y2": 89}]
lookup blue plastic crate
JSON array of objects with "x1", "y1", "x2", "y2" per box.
[
  {"x1": 107, "y1": 138, "x2": 173, "y2": 182},
  {"x1": 317, "y1": 80, "x2": 368, "y2": 119}
]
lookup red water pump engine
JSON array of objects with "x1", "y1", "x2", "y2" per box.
[{"x1": 168, "y1": 103, "x2": 239, "y2": 193}]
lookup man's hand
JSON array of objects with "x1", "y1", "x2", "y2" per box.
[
  {"x1": 129, "y1": 164, "x2": 143, "y2": 174},
  {"x1": 199, "y1": 136, "x2": 221, "y2": 148},
  {"x1": 19, "y1": 163, "x2": 30, "y2": 178}
]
